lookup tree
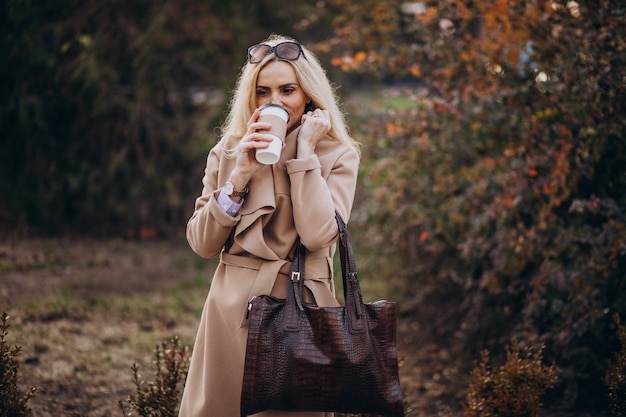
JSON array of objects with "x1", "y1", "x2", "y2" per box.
[
  {"x1": 0, "y1": 0, "x2": 319, "y2": 236},
  {"x1": 309, "y1": 0, "x2": 626, "y2": 409}
]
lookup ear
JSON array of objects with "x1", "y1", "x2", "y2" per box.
[{"x1": 305, "y1": 99, "x2": 314, "y2": 112}]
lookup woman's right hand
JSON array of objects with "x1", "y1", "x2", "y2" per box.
[{"x1": 227, "y1": 108, "x2": 273, "y2": 189}]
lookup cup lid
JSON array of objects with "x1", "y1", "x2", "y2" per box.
[{"x1": 259, "y1": 104, "x2": 290, "y2": 122}]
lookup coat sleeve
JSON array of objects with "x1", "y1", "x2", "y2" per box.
[
  {"x1": 286, "y1": 144, "x2": 360, "y2": 251},
  {"x1": 186, "y1": 146, "x2": 239, "y2": 258}
]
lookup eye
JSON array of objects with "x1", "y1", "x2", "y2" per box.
[{"x1": 256, "y1": 88, "x2": 269, "y2": 97}]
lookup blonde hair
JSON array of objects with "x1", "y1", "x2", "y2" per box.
[{"x1": 219, "y1": 34, "x2": 360, "y2": 154}]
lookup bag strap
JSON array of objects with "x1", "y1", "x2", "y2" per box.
[
  {"x1": 336, "y1": 214, "x2": 366, "y2": 334},
  {"x1": 284, "y1": 238, "x2": 305, "y2": 332},
  {"x1": 284, "y1": 214, "x2": 366, "y2": 334}
]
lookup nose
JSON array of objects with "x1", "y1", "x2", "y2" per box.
[{"x1": 271, "y1": 92, "x2": 282, "y2": 105}]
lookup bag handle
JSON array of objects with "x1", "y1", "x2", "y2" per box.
[
  {"x1": 284, "y1": 239, "x2": 305, "y2": 332},
  {"x1": 336, "y1": 214, "x2": 366, "y2": 333},
  {"x1": 284, "y1": 213, "x2": 366, "y2": 334}
]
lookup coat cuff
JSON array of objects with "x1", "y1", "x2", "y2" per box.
[
  {"x1": 216, "y1": 188, "x2": 244, "y2": 216},
  {"x1": 285, "y1": 154, "x2": 321, "y2": 174},
  {"x1": 209, "y1": 189, "x2": 241, "y2": 226}
]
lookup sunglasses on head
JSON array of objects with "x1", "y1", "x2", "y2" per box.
[{"x1": 247, "y1": 41, "x2": 307, "y2": 64}]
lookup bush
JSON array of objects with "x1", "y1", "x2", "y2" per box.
[
  {"x1": 119, "y1": 336, "x2": 190, "y2": 417},
  {"x1": 0, "y1": 312, "x2": 37, "y2": 417},
  {"x1": 464, "y1": 343, "x2": 559, "y2": 417},
  {"x1": 608, "y1": 316, "x2": 626, "y2": 417},
  {"x1": 310, "y1": 0, "x2": 626, "y2": 408}
]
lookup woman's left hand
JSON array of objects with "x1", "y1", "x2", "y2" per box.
[{"x1": 297, "y1": 108, "x2": 331, "y2": 157}]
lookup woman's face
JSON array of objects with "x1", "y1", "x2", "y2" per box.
[{"x1": 255, "y1": 60, "x2": 309, "y2": 132}]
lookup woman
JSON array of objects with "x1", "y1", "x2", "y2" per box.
[{"x1": 179, "y1": 34, "x2": 360, "y2": 417}]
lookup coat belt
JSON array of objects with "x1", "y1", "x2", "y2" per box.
[{"x1": 219, "y1": 251, "x2": 340, "y2": 327}]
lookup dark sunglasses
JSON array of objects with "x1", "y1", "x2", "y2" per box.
[{"x1": 247, "y1": 41, "x2": 307, "y2": 64}]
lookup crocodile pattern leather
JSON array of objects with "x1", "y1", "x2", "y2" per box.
[{"x1": 240, "y1": 215, "x2": 404, "y2": 417}]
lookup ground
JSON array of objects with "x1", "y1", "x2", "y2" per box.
[{"x1": 0, "y1": 238, "x2": 602, "y2": 417}]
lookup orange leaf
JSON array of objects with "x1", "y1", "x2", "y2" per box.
[
  {"x1": 330, "y1": 57, "x2": 344, "y2": 67},
  {"x1": 354, "y1": 51, "x2": 367, "y2": 63},
  {"x1": 386, "y1": 122, "x2": 398, "y2": 137},
  {"x1": 409, "y1": 65, "x2": 421, "y2": 78}
]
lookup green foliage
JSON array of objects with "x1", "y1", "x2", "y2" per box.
[
  {"x1": 0, "y1": 313, "x2": 37, "y2": 417},
  {"x1": 608, "y1": 316, "x2": 626, "y2": 417},
  {"x1": 464, "y1": 343, "x2": 559, "y2": 417},
  {"x1": 0, "y1": 0, "x2": 319, "y2": 236},
  {"x1": 119, "y1": 335, "x2": 190, "y2": 417},
  {"x1": 311, "y1": 0, "x2": 626, "y2": 409}
]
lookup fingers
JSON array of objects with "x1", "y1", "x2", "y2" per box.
[
  {"x1": 312, "y1": 108, "x2": 329, "y2": 120},
  {"x1": 246, "y1": 110, "x2": 272, "y2": 136},
  {"x1": 302, "y1": 108, "x2": 331, "y2": 133},
  {"x1": 238, "y1": 134, "x2": 272, "y2": 154},
  {"x1": 246, "y1": 108, "x2": 261, "y2": 128},
  {"x1": 304, "y1": 108, "x2": 330, "y2": 122},
  {"x1": 234, "y1": 133, "x2": 272, "y2": 178},
  {"x1": 242, "y1": 108, "x2": 274, "y2": 152}
]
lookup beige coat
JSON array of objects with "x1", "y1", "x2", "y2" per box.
[{"x1": 178, "y1": 126, "x2": 360, "y2": 417}]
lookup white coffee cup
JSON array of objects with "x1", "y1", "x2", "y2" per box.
[{"x1": 256, "y1": 104, "x2": 289, "y2": 165}]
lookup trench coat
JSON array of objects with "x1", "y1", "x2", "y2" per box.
[{"x1": 178, "y1": 125, "x2": 360, "y2": 417}]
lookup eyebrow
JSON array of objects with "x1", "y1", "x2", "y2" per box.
[{"x1": 256, "y1": 82, "x2": 300, "y2": 89}]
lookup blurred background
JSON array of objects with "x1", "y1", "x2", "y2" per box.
[{"x1": 1, "y1": 0, "x2": 625, "y2": 415}]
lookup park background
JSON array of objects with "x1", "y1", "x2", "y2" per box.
[{"x1": 1, "y1": 0, "x2": 625, "y2": 416}]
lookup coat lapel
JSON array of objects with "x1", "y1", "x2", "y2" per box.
[{"x1": 231, "y1": 127, "x2": 300, "y2": 260}]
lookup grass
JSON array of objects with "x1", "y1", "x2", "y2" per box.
[
  {"x1": 1, "y1": 238, "x2": 213, "y2": 415},
  {"x1": 344, "y1": 83, "x2": 426, "y2": 115},
  {"x1": 3, "y1": 235, "x2": 397, "y2": 416}
]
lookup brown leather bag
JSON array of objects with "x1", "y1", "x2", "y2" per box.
[{"x1": 240, "y1": 214, "x2": 404, "y2": 417}]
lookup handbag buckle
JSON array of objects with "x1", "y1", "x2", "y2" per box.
[{"x1": 291, "y1": 271, "x2": 301, "y2": 282}]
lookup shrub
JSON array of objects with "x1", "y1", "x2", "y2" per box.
[
  {"x1": 607, "y1": 316, "x2": 626, "y2": 416},
  {"x1": 119, "y1": 336, "x2": 190, "y2": 417},
  {"x1": 0, "y1": 312, "x2": 37, "y2": 417},
  {"x1": 311, "y1": 0, "x2": 626, "y2": 408},
  {"x1": 464, "y1": 343, "x2": 559, "y2": 417}
]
